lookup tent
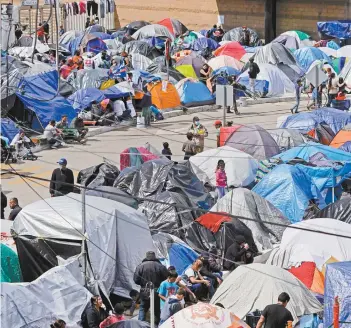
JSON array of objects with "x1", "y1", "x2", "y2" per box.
[
  {"x1": 174, "y1": 54, "x2": 205, "y2": 78},
  {"x1": 13, "y1": 194, "x2": 155, "y2": 299},
  {"x1": 340, "y1": 141, "x2": 351, "y2": 153},
  {"x1": 222, "y1": 124, "x2": 280, "y2": 161},
  {"x1": 337, "y1": 45, "x2": 351, "y2": 58},
  {"x1": 307, "y1": 123, "x2": 335, "y2": 145},
  {"x1": 211, "y1": 188, "x2": 289, "y2": 251},
  {"x1": 239, "y1": 63, "x2": 295, "y2": 97},
  {"x1": 213, "y1": 41, "x2": 246, "y2": 60},
  {"x1": 161, "y1": 303, "x2": 249, "y2": 328},
  {"x1": 175, "y1": 78, "x2": 214, "y2": 107},
  {"x1": 0, "y1": 244, "x2": 21, "y2": 283},
  {"x1": 208, "y1": 55, "x2": 243, "y2": 71},
  {"x1": 147, "y1": 61, "x2": 185, "y2": 82},
  {"x1": 252, "y1": 164, "x2": 326, "y2": 223},
  {"x1": 122, "y1": 40, "x2": 161, "y2": 59},
  {"x1": 268, "y1": 128, "x2": 306, "y2": 150},
  {"x1": 281, "y1": 30, "x2": 313, "y2": 47},
  {"x1": 312, "y1": 195, "x2": 351, "y2": 224},
  {"x1": 272, "y1": 34, "x2": 299, "y2": 50},
  {"x1": 152, "y1": 232, "x2": 198, "y2": 274},
  {"x1": 67, "y1": 68, "x2": 109, "y2": 90},
  {"x1": 86, "y1": 24, "x2": 105, "y2": 33},
  {"x1": 191, "y1": 37, "x2": 219, "y2": 55},
  {"x1": 147, "y1": 80, "x2": 181, "y2": 109},
  {"x1": 210, "y1": 263, "x2": 322, "y2": 321},
  {"x1": 157, "y1": 18, "x2": 188, "y2": 36},
  {"x1": 330, "y1": 130, "x2": 351, "y2": 148},
  {"x1": 317, "y1": 20, "x2": 351, "y2": 40},
  {"x1": 132, "y1": 24, "x2": 174, "y2": 41},
  {"x1": 222, "y1": 27, "x2": 260, "y2": 46},
  {"x1": 67, "y1": 87, "x2": 105, "y2": 111},
  {"x1": 266, "y1": 219, "x2": 351, "y2": 269},
  {"x1": 131, "y1": 53, "x2": 153, "y2": 71},
  {"x1": 211, "y1": 66, "x2": 241, "y2": 77},
  {"x1": 0, "y1": 117, "x2": 19, "y2": 141},
  {"x1": 294, "y1": 47, "x2": 331, "y2": 71},
  {"x1": 189, "y1": 146, "x2": 258, "y2": 187},
  {"x1": 340, "y1": 60, "x2": 351, "y2": 86},
  {"x1": 324, "y1": 262, "x2": 351, "y2": 328},
  {"x1": 120, "y1": 146, "x2": 159, "y2": 170}
]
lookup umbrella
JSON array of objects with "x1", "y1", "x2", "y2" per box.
[{"x1": 213, "y1": 41, "x2": 246, "y2": 60}]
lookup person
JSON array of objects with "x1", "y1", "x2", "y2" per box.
[
  {"x1": 214, "y1": 120, "x2": 222, "y2": 147},
  {"x1": 49, "y1": 158, "x2": 74, "y2": 197},
  {"x1": 42, "y1": 21, "x2": 50, "y2": 43},
  {"x1": 60, "y1": 58, "x2": 74, "y2": 79},
  {"x1": 133, "y1": 251, "x2": 169, "y2": 325},
  {"x1": 8, "y1": 198, "x2": 22, "y2": 221},
  {"x1": 98, "y1": 51, "x2": 110, "y2": 69},
  {"x1": 242, "y1": 26, "x2": 251, "y2": 46},
  {"x1": 307, "y1": 83, "x2": 317, "y2": 110},
  {"x1": 50, "y1": 319, "x2": 66, "y2": 328},
  {"x1": 59, "y1": 25, "x2": 65, "y2": 36},
  {"x1": 37, "y1": 23, "x2": 45, "y2": 42},
  {"x1": 216, "y1": 159, "x2": 227, "y2": 199},
  {"x1": 85, "y1": 17, "x2": 91, "y2": 29},
  {"x1": 338, "y1": 77, "x2": 346, "y2": 94},
  {"x1": 199, "y1": 64, "x2": 210, "y2": 84},
  {"x1": 73, "y1": 50, "x2": 83, "y2": 70},
  {"x1": 99, "y1": 303, "x2": 125, "y2": 328},
  {"x1": 91, "y1": 101, "x2": 103, "y2": 122},
  {"x1": 56, "y1": 115, "x2": 69, "y2": 129},
  {"x1": 84, "y1": 53, "x2": 95, "y2": 70},
  {"x1": 43, "y1": 120, "x2": 65, "y2": 149},
  {"x1": 162, "y1": 142, "x2": 172, "y2": 160},
  {"x1": 256, "y1": 292, "x2": 294, "y2": 328},
  {"x1": 327, "y1": 73, "x2": 338, "y2": 107},
  {"x1": 188, "y1": 117, "x2": 208, "y2": 153},
  {"x1": 81, "y1": 295, "x2": 108, "y2": 328},
  {"x1": 70, "y1": 116, "x2": 89, "y2": 139},
  {"x1": 199, "y1": 253, "x2": 222, "y2": 298},
  {"x1": 224, "y1": 235, "x2": 254, "y2": 271},
  {"x1": 159, "y1": 288, "x2": 186, "y2": 325},
  {"x1": 248, "y1": 58, "x2": 260, "y2": 93},
  {"x1": 182, "y1": 257, "x2": 210, "y2": 301},
  {"x1": 10, "y1": 129, "x2": 31, "y2": 159},
  {"x1": 113, "y1": 99, "x2": 127, "y2": 121},
  {"x1": 290, "y1": 79, "x2": 302, "y2": 114},
  {"x1": 1, "y1": 191, "x2": 7, "y2": 220},
  {"x1": 158, "y1": 270, "x2": 179, "y2": 309},
  {"x1": 182, "y1": 132, "x2": 196, "y2": 160},
  {"x1": 99, "y1": 103, "x2": 115, "y2": 126}
]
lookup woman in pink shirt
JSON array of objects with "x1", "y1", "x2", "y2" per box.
[
  {"x1": 99, "y1": 303, "x2": 125, "y2": 328},
  {"x1": 215, "y1": 159, "x2": 227, "y2": 199}
]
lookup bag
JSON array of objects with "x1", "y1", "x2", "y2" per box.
[{"x1": 140, "y1": 286, "x2": 151, "y2": 300}]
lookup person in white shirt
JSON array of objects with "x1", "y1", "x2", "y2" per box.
[
  {"x1": 113, "y1": 99, "x2": 126, "y2": 119},
  {"x1": 327, "y1": 72, "x2": 339, "y2": 107},
  {"x1": 10, "y1": 130, "x2": 31, "y2": 159},
  {"x1": 43, "y1": 120, "x2": 65, "y2": 149},
  {"x1": 83, "y1": 53, "x2": 95, "y2": 70}
]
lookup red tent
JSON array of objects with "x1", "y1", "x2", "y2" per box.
[
  {"x1": 213, "y1": 41, "x2": 246, "y2": 60},
  {"x1": 157, "y1": 18, "x2": 188, "y2": 36},
  {"x1": 289, "y1": 262, "x2": 324, "y2": 294}
]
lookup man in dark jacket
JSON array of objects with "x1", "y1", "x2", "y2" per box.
[
  {"x1": 133, "y1": 251, "x2": 169, "y2": 325},
  {"x1": 200, "y1": 253, "x2": 222, "y2": 298},
  {"x1": 224, "y1": 235, "x2": 254, "y2": 271},
  {"x1": 49, "y1": 158, "x2": 74, "y2": 197},
  {"x1": 8, "y1": 197, "x2": 22, "y2": 221},
  {"x1": 248, "y1": 58, "x2": 260, "y2": 93},
  {"x1": 1, "y1": 191, "x2": 7, "y2": 220}
]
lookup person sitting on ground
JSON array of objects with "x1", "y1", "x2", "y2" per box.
[
  {"x1": 56, "y1": 115, "x2": 69, "y2": 129},
  {"x1": 91, "y1": 101, "x2": 103, "y2": 122},
  {"x1": 99, "y1": 102, "x2": 115, "y2": 126},
  {"x1": 98, "y1": 51, "x2": 111, "y2": 69},
  {"x1": 159, "y1": 288, "x2": 186, "y2": 325},
  {"x1": 113, "y1": 98, "x2": 127, "y2": 121},
  {"x1": 182, "y1": 132, "x2": 196, "y2": 160},
  {"x1": 50, "y1": 319, "x2": 66, "y2": 328},
  {"x1": 199, "y1": 253, "x2": 222, "y2": 298},
  {"x1": 8, "y1": 197, "x2": 22, "y2": 221},
  {"x1": 158, "y1": 270, "x2": 179, "y2": 309},
  {"x1": 256, "y1": 292, "x2": 294, "y2": 328},
  {"x1": 208, "y1": 247, "x2": 223, "y2": 279},
  {"x1": 224, "y1": 235, "x2": 254, "y2": 271},
  {"x1": 43, "y1": 120, "x2": 65, "y2": 149},
  {"x1": 60, "y1": 58, "x2": 74, "y2": 80},
  {"x1": 81, "y1": 295, "x2": 108, "y2": 328},
  {"x1": 70, "y1": 116, "x2": 89, "y2": 139},
  {"x1": 99, "y1": 303, "x2": 125, "y2": 328},
  {"x1": 162, "y1": 142, "x2": 172, "y2": 160},
  {"x1": 10, "y1": 129, "x2": 32, "y2": 160},
  {"x1": 73, "y1": 50, "x2": 84, "y2": 70}
]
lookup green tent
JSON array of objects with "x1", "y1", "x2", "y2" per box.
[
  {"x1": 293, "y1": 30, "x2": 311, "y2": 41},
  {"x1": 1, "y1": 244, "x2": 21, "y2": 282}
]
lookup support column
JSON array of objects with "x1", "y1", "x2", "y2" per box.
[{"x1": 264, "y1": 0, "x2": 276, "y2": 43}]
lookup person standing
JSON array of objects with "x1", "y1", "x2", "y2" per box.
[
  {"x1": 188, "y1": 117, "x2": 208, "y2": 154},
  {"x1": 214, "y1": 120, "x2": 222, "y2": 147},
  {"x1": 133, "y1": 251, "x2": 169, "y2": 325},
  {"x1": 256, "y1": 292, "x2": 294, "y2": 328},
  {"x1": 290, "y1": 79, "x2": 302, "y2": 114},
  {"x1": 327, "y1": 73, "x2": 338, "y2": 107},
  {"x1": 1, "y1": 191, "x2": 7, "y2": 220},
  {"x1": 49, "y1": 158, "x2": 74, "y2": 197},
  {"x1": 158, "y1": 271, "x2": 179, "y2": 309},
  {"x1": 248, "y1": 58, "x2": 260, "y2": 93},
  {"x1": 162, "y1": 142, "x2": 172, "y2": 160},
  {"x1": 215, "y1": 160, "x2": 227, "y2": 199},
  {"x1": 8, "y1": 198, "x2": 22, "y2": 221},
  {"x1": 182, "y1": 132, "x2": 196, "y2": 160}
]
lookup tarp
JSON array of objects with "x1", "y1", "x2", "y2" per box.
[
  {"x1": 0, "y1": 117, "x2": 19, "y2": 141},
  {"x1": 211, "y1": 263, "x2": 322, "y2": 321},
  {"x1": 131, "y1": 53, "x2": 153, "y2": 71},
  {"x1": 67, "y1": 87, "x2": 105, "y2": 111},
  {"x1": 294, "y1": 47, "x2": 331, "y2": 71},
  {"x1": 0, "y1": 244, "x2": 21, "y2": 283},
  {"x1": 222, "y1": 27, "x2": 260, "y2": 46},
  {"x1": 132, "y1": 24, "x2": 174, "y2": 41},
  {"x1": 313, "y1": 195, "x2": 351, "y2": 223},
  {"x1": 175, "y1": 78, "x2": 214, "y2": 107},
  {"x1": 211, "y1": 188, "x2": 289, "y2": 251},
  {"x1": 317, "y1": 20, "x2": 351, "y2": 39},
  {"x1": 324, "y1": 262, "x2": 351, "y2": 328},
  {"x1": 67, "y1": 68, "x2": 109, "y2": 89},
  {"x1": 191, "y1": 37, "x2": 219, "y2": 52},
  {"x1": 16, "y1": 70, "x2": 76, "y2": 128},
  {"x1": 189, "y1": 146, "x2": 258, "y2": 187},
  {"x1": 122, "y1": 40, "x2": 161, "y2": 59},
  {"x1": 272, "y1": 35, "x2": 299, "y2": 50},
  {"x1": 252, "y1": 164, "x2": 326, "y2": 223}
]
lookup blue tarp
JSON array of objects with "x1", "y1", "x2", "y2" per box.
[
  {"x1": 212, "y1": 66, "x2": 241, "y2": 77},
  {"x1": 16, "y1": 71, "x2": 76, "y2": 128},
  {"x1": 68, "y1": 35, "x2": 84, "y2": 55},
  {"x1": 167, "y1": 242, "x2": 198, "y2": 275},
  {"x1": 324, "y1": 262, "x2": 351, "y2": 328},
  {"x1": 252, "y1": 164, "x2": 326, "y2": 223},
  {"x1": 294, "y1": 47, "x2": 331, "y2": 71},
  {"x1": 236, "y1": 77, "x2": 269, "y2": 96},
  {"x1": 317, "y1": 20, "x2": 351, "y2": 40},
  {"x1": 67, "y1": 88, "x2": 105, "y2": 111},
  {"x1": 101, "y1": 85, "x2": 131, "y2": 99},
  {"x1": 340, "y1": 141, "x2": 351, "y2": 153},
  {"x1": 1, "y1": 118, "x2": 19, "y2": 141},
  {"x1": 275, "y1": 142, "x2": 351, "y2": 163},
  {"x1": 178, "y1": 80, "x2": 215, "y2": 107},
  {"x1": 191, "y1": 37, "x2": 219, "y2": 51},
  {"x1": 143, "y1": 37, "x2": 165, "y2": 49},
  {"x1": 327, "y1": 40, "x2": 340, "y2": 50},
  {"x1": 90, "y1": 32, "x2": 112, "y2": 40}
]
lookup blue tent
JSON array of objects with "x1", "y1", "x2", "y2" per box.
[
  {"x1": 252, "y1": 164, "x2": 326, "y2": 223},
  {"x1": 324, "y1": 262, "x2": 351, "y2": 328},
  {"x1": 68, "y1": 88, "x2": 105, "y2": 111},
  {"x1": 177, "y1": 79, "x2": 215, "y2": 107},
  {"x1": 90, "y1": 32, "x2": 113, "y2": 40},
  {"x1": 16, "y1": 71, "x2": 76, "y2": 129},
  {"x1": 198, "y1": 29, "x2": 208, "y2": 37},
  {"x1": 86, "y1": 38, "x2": 108, "y2": 54},
  {"x1": 327, "y1": 40, "x2": 340, "y2": 50},
  {"x1": 68, "y1": 35, "x2": 84, "y2": 55},
  {"x1": 1, "y1": 118, "x2": 19, "y2": 141},
  {"x1": 340, "y1": 141, "x2": 351, "y2": 153},
  {"x1": 191, "y1": 37, "x2": 219, "y2": 52},
  {"x1": 294, "y1": 47, "x2": 331, "y2": 71},
  {"x1": 235, "y1": 77, "x2": 269, "y2": 96},
  {"x1": 102, "y1": 85, "x2": 131, "y2": 99}
]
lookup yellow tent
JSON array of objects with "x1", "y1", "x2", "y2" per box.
[
  {"x1": 176, "y1": 65, "x2": 197, "y2": 78},
  {"x1": 100, "y1": 79, "x2": 116, "y2": 90}
]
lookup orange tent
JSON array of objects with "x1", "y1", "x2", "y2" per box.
[
  {"x1": 146, "y1": 80, "x2": 181, "y2": 110},
  {"x1": 213, "y1": 41, "x2": 246, "y2": 60},
  {"x1": 330, "y1": 130, "x2": 351, "y2": 148}
]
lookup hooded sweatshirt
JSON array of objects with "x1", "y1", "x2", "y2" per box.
[{"x1": 160, "y1": 295, "x2": 183, "y2": 323}]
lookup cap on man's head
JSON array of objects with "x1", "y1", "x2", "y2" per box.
[
  {"x1": 57, "y1": 158, "x2": 67, "y2": 165},
  {"x1": 145, "y1": 251, "x2": 156, "y2": 260},
  {"x1": 235, "y1": 235, "x2": 246, "y2": 244}
]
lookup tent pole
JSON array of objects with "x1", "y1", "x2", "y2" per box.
[
  {"x1": 81, "y1": 187, "x2": 88, "y2": 287},
  {"x1": 150, "y1": 283, "x2": 155, "y2": 328},
  {"x1": 54, "y1": 0, "x2": 59, "y2": 72},
  {"x1": 223, "y1": 86, "x2": 227, "y2": 126}
]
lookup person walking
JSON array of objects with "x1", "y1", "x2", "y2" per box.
[
  {"x1": 182, "y1": 132, "x2": 196, "y2": 160},
  {"x1": 133, "y1": 251, "x2": 169, "y2": 325},
  {"x1": 8, "y1": 198, "x2": 22, "y2": 221},
  {"x1": 215, "y1": 160, "x2": 227, "y2": 199},
  {"x1": 256, "y1": 292, "x2": 294, "y2": 328},
  {"x1": 188, "y1": 117, "x2": 208, "y2": 153},
  {"x1": 248, "y1": 58, "x2": 260, "y2": 93},
  {"x1": 49, "y1": 158, "x2": 74, "y2": 197},
  {"x1": 290, "y1": 79, "x2": 302, "y2": 114}
]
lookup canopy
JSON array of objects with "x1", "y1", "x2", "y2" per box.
[
  {"x1": 294, "y1": 47, "x2": 331, "y2": 71},
  {"x1": 211, "y1": 263, "x2": 322, "y2": 321},
  {"x1": 317, "y1": 20, "x2": 351, "y2": 39},
  {"x1": 132, "y1": 24, "x2": 174, "y2": 41},
  {"x1": 313, "y1": 195, "x2": 351, "y2": 224},
  {"x1": 67, "y1": 87, "x2": 105, "y2": 111},
  {"x1": 252, "y1": 164, "x2": 326, "y2": 223},
  {"x1": 267, "y1": 219, "x2": 351, "y2": 269},
  {"x1": 157, "y1": 18, "x2": 188, "y2": 36},
  {"x1": 161, "y1": 303, "x2": 249, "y2": 328},
  {"x1": 213, "y1": 41, "x2": 246, "y2": 60},
  {"x1": 175, "y1": 78, "x2": 214, "y2": 107},
  {"x1": 222, "y1": 27, "x2": 260, "y2": 46},
  {"x1": 211, "y1": 188, "x2": 289, "y2": 251},
  {"x1": 208, "y1": 55, "x2": 243, "y2": 71},
  {"x1": 189, "y1": 146, "x2": 258, "y2": 187}
]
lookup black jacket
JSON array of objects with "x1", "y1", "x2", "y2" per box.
[
  {"x1": 133, "y1": 258, "x2": 168, "y2": 289},
  {"x1": 248, "y1": 62, "x2": 260, "y2": 79},
  {"x1": 224, "y1": 242, "x2": 253, "y2": 270},
  {"x1": 200, "y1": 257, "x2": 218, "y2": 279},
  {"x1": 49, "y1": 167, "x2": 74, "y2": 195},
  {"x1": 81, "y1": 303, "x2": 108, "y2": 328},
  {"x1": 1, "y1": 192, "x2": 7, "y2": 220}
]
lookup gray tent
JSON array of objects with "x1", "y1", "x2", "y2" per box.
[
  {"x1": 222, "y1": 27, "x2": 260, "y2": 46},
  {"x1": 272, "y1": 35, "x2": 299, "y2": 50},
  {"x1": 132, "y1": 24, "x2": 174, "y2": 40},
  {"x1": 122, "y1": 40, "x2": 162, "y2": 59},
  {"x1": 268, "y1": 128, "x2": 306, "y2": 150},
  {"x1": 67, "y1": 68, "x2": 109, "y2": 89}
]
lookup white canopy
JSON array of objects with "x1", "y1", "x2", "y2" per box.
[
  {"x1": 211, "y1": 263, "x2": 322, "y2": 321},
  {"x1": 189, "y1": 146, "x2": 258, "y2": 188}
]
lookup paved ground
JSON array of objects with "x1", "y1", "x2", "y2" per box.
[{"x1": 1, "y1": 99, "x2": 307, "y2": 218}]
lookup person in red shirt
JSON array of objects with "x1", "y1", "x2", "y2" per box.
[
  {"x1": 37, "y1": 23, "x2": 45, "y2": 42},
  {"x1": 99, "y1": 303, "x2": 125, "y2": 328},
  {"x1": 215, "y1": 159, "x2": 227, "y2": 199},
  {"x1": 59, "y1": 58, "x2": 74, "y2": 79}
]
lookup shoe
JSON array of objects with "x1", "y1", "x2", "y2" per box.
[
  {"x1": 295, "y1": 110, "x2": 299, "y2": 114},
  {"x1": 51, "y1": 146, "x2": 57, "y2": 149},
  {"x1": 227, "y1": 110, "x2": 234, "y2": 114}
]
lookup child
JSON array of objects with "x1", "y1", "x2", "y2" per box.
[
  {"x1": 162, "y1": 142, "x2": 172, "y2": 160},
  {"x1": 291, "y1": 79, "x2": 302, "y2": 114},
  {"x1": 99, "y1": 303, "x2": 125, "y2": 328},
  {"x1": 158, "y1": 271, "x2": 179, "y2": 309},
  {"x1": 182, "y1": 132, "x2": 196, "y2": 160},
  {"x1": 216, "y1": 159, "x2": 227, "y2": 199},
  {"x1": 159, "y1": 288, "x2": 185, "y2": 325},
  {"x1": 214, "y1": 120, "x2": 222, "y2": 147}
]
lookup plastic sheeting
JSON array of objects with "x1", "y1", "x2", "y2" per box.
[
  {"x1": 68, "y1": 87, "x2": 105, "y2": 111},
  {"x1": 294, "y1": 47, "x2": 331, "y2": 71},
  {"x1": 324, "y1": 262, "x2": 351, "y2": 328},
  {"x1": 122, "y1": 40, "x2": 161, "y2": 59},
  {"x1": 189, "y1": 146, "x2": 258, "y2": 188},
  {"x1": 317, "y1": 20, "x2": 351, "y2": 39},
  {"x1": 222, "y1": 27, "x2": 260, "y2": 46},
  {"x1": 132, "y1": 24, "x2": 174, "y2": 41},
  {"x1": 210, "y1": 263, "x2": 322, "y2": 321},
  {"x1": 313, "y1": 195, "x2": 351, "y2": 223},
  {"x1": 68, "y1": 68, "x2": 109, "y2": 89},
  {"x1": 131, "y1": 53, "x2": 153, "y2": 70},
  {"x1": 0, "y1": 244, "x2": 21, "y2": 283},
  {"x1": 211, "y1": 188, "x2": 289, "y2": 252},
  {"x1": 252, "y1": 164, "x2": 326, "y2": 223},
  {"x1": 0, "y1": 117, "x2": 19, "y2": 141}
]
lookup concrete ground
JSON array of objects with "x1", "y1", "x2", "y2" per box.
[{"x1": 1, "y1": 99, "x2": 306, "y2": 218}]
